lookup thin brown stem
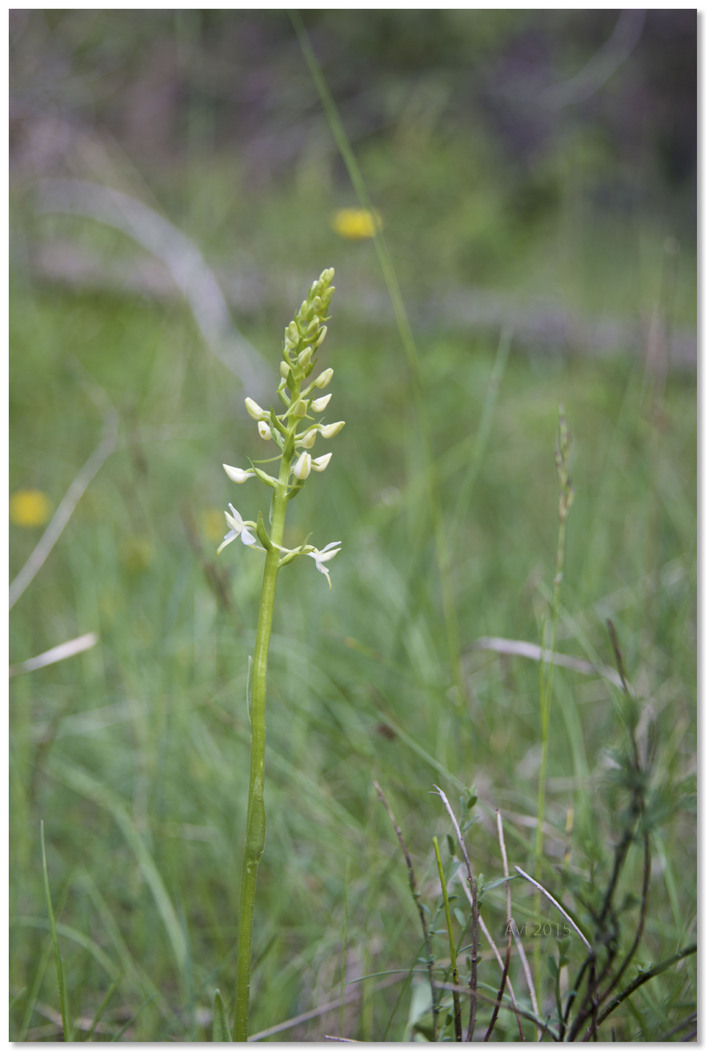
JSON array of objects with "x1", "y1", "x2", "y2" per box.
[
  {"x1": 586, "y1": 943, "x2": 695, "y2": 1037},
  {"x1": 484, "y1": 811, "x2": 520, "y2": 1040},
  {"x1": 374, "y1": 782, "x2": 439, "y2": 1039}
]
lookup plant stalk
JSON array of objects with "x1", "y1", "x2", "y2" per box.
[
  {"x1": 234, "y1": 457, "x2": 291, "y2": 1042},
  {"x1": 533, "y1": 407, "x2": 573, "y2": 991}
]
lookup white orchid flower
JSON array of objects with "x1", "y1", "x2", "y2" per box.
[
  {"x1": 292, "y1": 452, "x2": 312, "y2": 480},
  {"x1": 319, "y1": 421, "x2": 345, "y2": 439},
  {"x1": 311, "y1": 452, "x2": 332, "y2": 472},
  {"x1": 223, "y1": 464, "x2": 255, "y2": 484},
  {"x1": 306, "y1": 541, "x2": 342, "y2": 589},
  {"x1": 313, "y1": 367, "x2": 334, "y2": 389},
  {"x1": 311, "y1": 393, "x2": 332, "y2": 412},
  {"x1": 297, "y1": 429, "x2": 317, "y2": 449},
  {"x1": 217, "y1": 504, "x2": 258, "y2": 554},
  {"x1": 244, "y1": 397, "x2": 267, "y2": 421}
]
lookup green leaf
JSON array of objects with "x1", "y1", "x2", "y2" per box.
[
  {"x1": 213, "y1": 989, "x2": 233, "y2": 1042},
  {"x1": 255, "y1": 511, "x2": 273, "y2": 550},
  {"x1": 482, "y1": 875, "x2": 515, "y2": 893}
]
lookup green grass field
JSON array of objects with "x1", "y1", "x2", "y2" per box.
[{"x1": 9, "y1": 128, "x2": 696, "y2": 1040}]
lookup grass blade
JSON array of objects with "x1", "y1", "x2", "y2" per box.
[
  {"x1": 39, "y1": 821, "x2": 72, "y2": 1041},
  {"x1": 213, "y1": 988, "x2": 233, "y2": 1041},
  {"x1": 51, "y1": 761, "x2": 189, "y2": 981}
]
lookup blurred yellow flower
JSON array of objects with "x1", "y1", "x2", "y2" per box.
[
  {"x1": 120, "y1": 536, "x2": 153, "y2": 574},
  {"x1": 330, "y1": 207, "x2": 382, "y2": 240},
  {"x1": 9, "y1": 489, "x2": 52, "y2": 528},
  {"x1": 202, "y1": 508, "x2": 228, "y2": 543}
]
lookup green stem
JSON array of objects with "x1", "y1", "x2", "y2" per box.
[
  {"x1": 533, "y1": 408, "x2": 572, "y2": 994},
  {"x1": 291, "y1": 12, "x2": 466, "y2": 710},
  {"x1": 234, "y1": 456, "x2": 291, "y2": 1042},
  {"x1": 433, "y1": 836, "x2": 462, "y2": 1041}
]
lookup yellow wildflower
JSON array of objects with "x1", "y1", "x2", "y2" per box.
[
  {"x1": 330, "y1": 207, "x2": 382, "y2": 240},
  {"x1": 9, "y1": 489, "x2": 52, "y2": 528}
]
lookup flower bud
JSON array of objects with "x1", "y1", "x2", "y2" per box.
[
  {"x1": 284, "y1": 321, "x2": 299, "y2": 350},
  {"x1": 296, "y1": 308, "x2": 309, "y2": 335},
  {"x1": 298, "y1": 346, "x2": 313, "y2": 370},
  {"x1": 292, "y1": 398, "x2": 308, "y2": 418},
  {"x1": 280, "y1": 360, "x2": 291, "y2": 380},
  {"x1": 258, "y1": 421, "x2": 272, "y2": 440},
  {"x1": 244, "y1": 397, "x2": 267, "y2": 421},
  {"x1": 312, "y1": 452, "x2": 332, "y2": 472},
  {"x1": 319, "y1": 420, "x2": 345, "y2": 439},
  {"x1": 297, "y1": 429, "x2": 317, "y2": 449},
  {"x1": 313, "y1": 368, "x2": 334, "y2": 389},
  {"x1": 292, "y1": 452, "x2": 312, "y2": 480},
  {"x1": 311, "y1": 393, "x2": 332, "y2": 412},
  {"x1": 223, "y1": 464, "x2": 254, "y2": 483},
  {"x1": 314, "y1": 325, "x2": 328, "y2": 348}
]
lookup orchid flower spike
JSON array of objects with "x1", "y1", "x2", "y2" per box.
[{"x1": 217, "y1": 268, "x2": 343, "y2": 586}]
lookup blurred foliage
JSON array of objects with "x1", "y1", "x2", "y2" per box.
[{"x1": 10, "y1": 10, "x2": 695, "y2": 215}]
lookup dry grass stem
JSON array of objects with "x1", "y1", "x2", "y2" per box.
[
  {"x1": 10, "y1": 420, "x2": 117, "y2": 609},
  {"x1": 9, "y1": 632, "x2": 99, "y2": 677},
  {"x1": 483, "y1": 810, "x2": 521, "y2": 1040},
  {"x1": 473, "y1": 636, "x2": 627, "y2": 692},
  {"x1": 514, "y1": 866, "x2": 593, "y2": 954}
]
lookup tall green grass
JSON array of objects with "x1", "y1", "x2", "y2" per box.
[{"x1": 10, "y1": 264, "x2": 695, "y2": 1037}]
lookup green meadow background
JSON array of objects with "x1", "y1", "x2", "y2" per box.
[{"x1": 10, "y1": 11, "x2": 696, "y2": 1041}]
